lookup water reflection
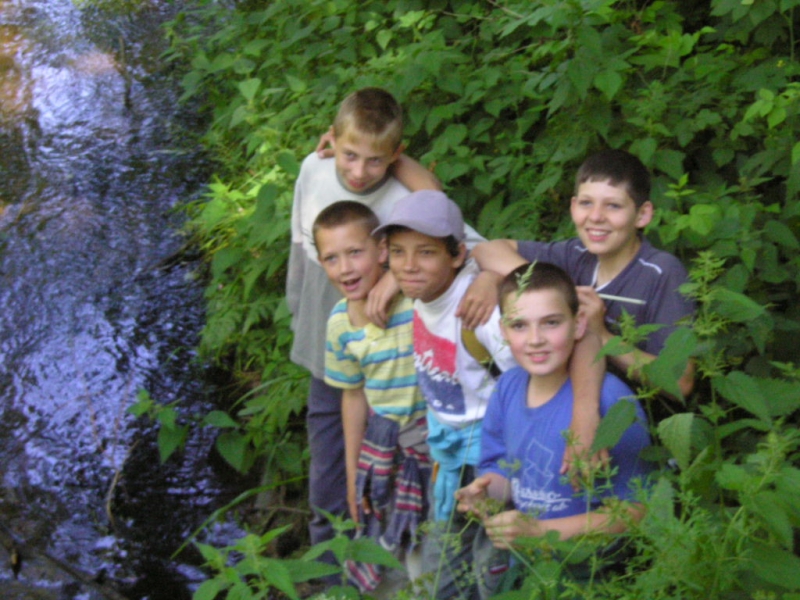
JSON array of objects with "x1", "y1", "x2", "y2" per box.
[{"x1": 0, "y1": 1, "x2": 239, "y2": 597}]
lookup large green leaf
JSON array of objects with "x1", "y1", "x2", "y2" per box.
[
  {"x1": 711, "y1": 287, "x2": 766, "y2": 323},
  {"x1": 592, "y1": 398, "x2": 637, "y2": 453},
  {"x1": 642, "y1": 327, "x2": 696, "y2": 401},
  {"x1": 748, "y1": 542, "x2": 800, "y2": 590},
  {"x1": 657, "y1": 413, "x2": 696, "y2": 470},
  {"x1": 713, "y1": 372, "x2": 771, "y2": 423}
]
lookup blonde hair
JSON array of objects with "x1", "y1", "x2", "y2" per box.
[{"x1": 333, "y1": 87, "x2": 403, "y2": 152}]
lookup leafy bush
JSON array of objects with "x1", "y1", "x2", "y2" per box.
[{"x1": 158, "y1": 0, "x2": 800, "y2": 597}]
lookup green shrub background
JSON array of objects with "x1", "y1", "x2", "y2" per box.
[{"x1": 160, "y1": 0, "x2": 800, "y2": 597}]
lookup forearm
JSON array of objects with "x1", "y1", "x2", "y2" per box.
[
  {"x1": 569, "y1": 331, "x2": 604, "y2": 445},
  {"x1": 537, "y1": 502, "x2": 645, "y2": 540},
  {"x1": 391, "y1": 154, "x2": 441, "y2": 191},
  {"x1": 341, "y1": 388, "x2": 369, "y2": 491},
  {"x1": 471, "y1": 239, "x2": 527, "y2": 276}
]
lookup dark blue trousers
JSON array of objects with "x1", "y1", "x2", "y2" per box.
[{"x1": 307, "y1": 376, "x2": 348, "y2": 548}]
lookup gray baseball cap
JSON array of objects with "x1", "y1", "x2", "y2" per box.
[{"x1": 372, "y1": 190, "x2": 466, "y2": 241}]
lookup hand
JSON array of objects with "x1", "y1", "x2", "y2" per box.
[
  {"x1": 560, "y1": 411, "x2": 611, "y2": 491},
  {"x1": 348, "y1": 481, "x2": 360, "y2": 525},
  {"x1": 315, "y1": 125, "x2": 335, "y2": 159},
  {"x1": 362, "y1": 495, "x2": 373, "y2": 517},
  {"x1": 484, "y1": 510, "x2": 544, "y2": 549},
  {"x1": 456, "y1": 270, "x2": 501, "y2": 329},
  {"x1": 576, "y1": 286, "x2": 607, "y2": 339},
  {"x1": 455, "y1": 475, "x2": 491, "y2": 518},
  {"x1": 366, "y1": 271, "x2": 400, "y2": 329}
]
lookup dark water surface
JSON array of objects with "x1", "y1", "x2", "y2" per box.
[{"x1": 0, "y1": 1, "x2": 242, "y2": 597}]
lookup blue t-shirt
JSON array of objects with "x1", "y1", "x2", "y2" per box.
[
  {"x1": 516, "y1": 237, "x2": 693, "y2": 355},
  {"x1": 479, "y1": 366, "x2": 652, "y2": 519}
]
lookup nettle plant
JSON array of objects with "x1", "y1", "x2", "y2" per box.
[{"x1": 147, "y1": 0, "x2": 800, "y2": 597}]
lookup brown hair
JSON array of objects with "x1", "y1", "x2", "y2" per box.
[
  {"x1": 312, "y1": 201, "x2": 380, "y2": 251},
  {"x1": 575, "y1": 149, "x2": 651, "y2": 207},
  {"x1": 499, "y1": 262, "x2": 579, "y2": 316},
  {"x1": 333, "y1": 87, "x2": 403, "y2": 152}
]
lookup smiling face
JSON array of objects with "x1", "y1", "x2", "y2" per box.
[
  {"x1": 315, "y1": 222, "x2": 386, "y2": 302},
  {"x1": 387, "y1": 229, "x2": 466, "y2": 303},
  {"x1": 570, "y1": 179, "x2": 653, "y2": 269},
  {"x1": 333, "y1": 128, "x2": 402, "y2": 194},
  {"x1": 501, "y1": 288, "x2": 585, "y2": 383}
]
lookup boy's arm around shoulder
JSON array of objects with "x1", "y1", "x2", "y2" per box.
[
  {"x1": 563, "y1": 330, "x2": 608, "y2": 479},
  {"x1": 471, "y1": 239, "x2": 528, "y2": 276},
  {"x1": 456, "y1": 267, "x2": 502, "y2": 330},
  {"x1": 391, "y1": 154, "x2": 442, "y2": 191}
]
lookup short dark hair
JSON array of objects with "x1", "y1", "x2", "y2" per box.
[
  {"x1": 312, "y1": 201, "x2": 380, "y2": 250},
  {"x1": 575, "y1": 149, "x2": 651, "y2": 207},
  {"x1": 383, "y1": 225, "x2": 462, "y2": 258},
  {"x1": 333, "y1": 87, "x2": 403, "y2": 152},
  {"x1": 499, "y1": 262, "x2": 579, "y2": 316}
]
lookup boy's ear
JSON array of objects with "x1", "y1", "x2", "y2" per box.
[
  {"x1": 574, "y1": 310, "x2": 589, "y2": 341},
  {"x1": 635, "y1": 201, "x2": 654, "y2": 228},
  {"x1": 377, "y1": 237, "x2": 388, "y2": 264},
  {"x1": 390, "y1": 143, "x2": 406, "y2": 164},
  {"x1": 451, "y1": 242, "x2": 468, "y2": 269}
]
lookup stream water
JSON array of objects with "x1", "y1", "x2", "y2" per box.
[{"x1": 0, "y1": 1, "x2": 244, "y2": 598}]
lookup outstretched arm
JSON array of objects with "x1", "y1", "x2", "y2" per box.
[
  {"x1": 471, "y1": 239, "x2": 528, "y2": 276},
  {"x1": 482, "y1": 502, "x2": 645, "y2": 549}
]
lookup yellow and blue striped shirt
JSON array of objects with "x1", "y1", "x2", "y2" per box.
[{"x1": 325, "y1": 296, "x2": 426, "y2": 427}]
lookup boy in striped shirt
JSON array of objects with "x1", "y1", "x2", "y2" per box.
[{"x1": 315, "y1": 200, "x2": 429, "y2": 593}]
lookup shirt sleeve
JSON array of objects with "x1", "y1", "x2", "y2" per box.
[
  {"x1": 286, "y1": 164, "x2": 308, "y2": 315},
  {"x1": 463, "y1": 221, "x2": 486, "y2": 249},
  {"x1": 285, "y1": 241, "x2": 304, "y2": 317},
  {"x1": 642, "y1": 257, "x2": 695, "y2": 355},
  {"x1": 323, "y1": 308, "x2": 364, "y2": 390},
  {"x1": 478, "y1": 381, "x2": 509, "y2": 477}
]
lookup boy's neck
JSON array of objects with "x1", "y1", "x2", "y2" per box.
[
  {"x1": 525, "y1": 370, "x2": 569, "y2": 408},
  {"x1": 595, "y1": 235, "x2": 642, "y2": 287},
  {"x1": 346, "y1": 298, "x2": 370, "y2": 328}
]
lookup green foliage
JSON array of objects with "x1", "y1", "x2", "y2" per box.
[
  {"x1": 194, "y1": 514, "x2": 403, "y2": 600},
  {"x1": 160, "y1": 0, "x2": 800, "y2": 597},
  {"x1": 192, "y1": 525, "x2": 340, "y2": 600},
  {"x1": 128, "y1": 390, "x2": 189, "y2": 464}
]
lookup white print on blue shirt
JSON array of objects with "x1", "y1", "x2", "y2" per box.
[{"x1": 511, "y1": 436, "x2": 570, "y2": 514}]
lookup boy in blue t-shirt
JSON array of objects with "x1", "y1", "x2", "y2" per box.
[{"x1": 456, "y1": 261, "x2": 652, "y2": 594}]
